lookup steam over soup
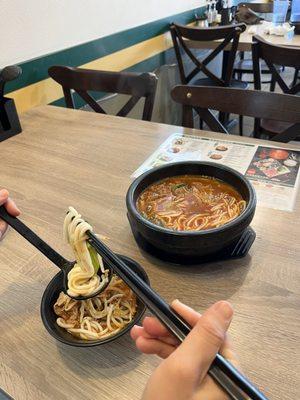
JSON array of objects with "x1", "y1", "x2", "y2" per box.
[{"x1": 136, "y1": 175, "x2": 246, "y2": 231}]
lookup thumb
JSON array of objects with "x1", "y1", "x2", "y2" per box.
[{"x1": 168, "y1": 301, "x2": 233, "y2": 382}]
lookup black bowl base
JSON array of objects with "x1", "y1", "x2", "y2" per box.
[{"x1": 131, "y1": 226, "x2": 256, "y2": 265}]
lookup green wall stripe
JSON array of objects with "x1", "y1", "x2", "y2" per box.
[{"x1": 5, "y1": 7, "x2": 204, "y2": 95}]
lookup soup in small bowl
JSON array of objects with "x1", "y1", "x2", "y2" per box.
[{"x1": 126, "y1": 162, "x2": 256, "y2": 263}]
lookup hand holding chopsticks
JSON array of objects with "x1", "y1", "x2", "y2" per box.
[
  {"x1": 0, "y1": 189, "x2": 20, "y2": 239},
  {"x1": 132, "y1": 299, "x2": 243, "y2": 400},
  {"x1": 87, "y1": 231, "x2": 269, "y2": 400}
]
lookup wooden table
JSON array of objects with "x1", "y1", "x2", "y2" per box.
[
  {"x1": 187, "y1": 21, "x2": 300, "y2": 51},
  {"x1": 0, "y1": 106, "x2": 299, "y2": 400}
]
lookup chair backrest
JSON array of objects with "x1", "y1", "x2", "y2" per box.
[
  {"x1": 238, "y1": 2, "x2": 273, "y2": 13},
  {"x1": 252, "y1": 35, "x2": 300, "y2": 95},
  {"x1": 170, "y1": 23, "x2": 246, "y2": 87},
  {"x1": 171, "y1": 85, "x2": 300, "y2": 142},
  {"x1": 48, "y1": 66, "x2": 158, "y2": 121}
]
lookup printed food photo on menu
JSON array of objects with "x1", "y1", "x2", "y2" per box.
[{"x1": 246, "y1": 147, "x2": 300, "y2": 187}]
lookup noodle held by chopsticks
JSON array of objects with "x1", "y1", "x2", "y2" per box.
[
  {"x1": 64, "y1": 207, "x2": 109, "y2": 297},
  {"x1": 54, "y1": 208, "x2": 137, "y2": 340}
]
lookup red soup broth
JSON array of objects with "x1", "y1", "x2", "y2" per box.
[{"x1": 136, "y1": 175, "x2": 246, "y2": 231}]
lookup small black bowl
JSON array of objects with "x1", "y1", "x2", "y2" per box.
[
  {"x1": 126, "y1": 161, "x2": 256, "y2": 262},
  {"x1": 41, "y1": 255, "x2": 149, "y2": 347}
]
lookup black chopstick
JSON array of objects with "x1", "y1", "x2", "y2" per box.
[{"x1": 87, "y1": 231, "x2": 268, "y2": 400}]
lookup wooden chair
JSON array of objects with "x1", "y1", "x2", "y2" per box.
[
  {"x1": 48, "y1": 66, "x2": 158, "y2": 121},
  {"x1": 171, "y1": 85, "x2": 300, "y2": 143},
  {"x1": 170, "y1": 22, "x2": 247, "y2": 132},
  {"x1": 233, "y1": 2, "x2": 280, "y2": 88},
  {"x1": 170, "y1": 22, "x2": 247, "y2": 89},
  {"x1": 252, "y1": 35, "x2": 300, "y2": 138}
]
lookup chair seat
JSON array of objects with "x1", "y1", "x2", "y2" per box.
[
  {"x1": 234, "y1": 59, "x2": 282, "y2": 74},
  {"x1": 260, "y1": 119, "x2": 294, "y2": 135},
  {"x1": 192, "y1": 77, "x2": 248, "y2": 90}
]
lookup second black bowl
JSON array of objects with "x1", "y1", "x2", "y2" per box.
[
  {"x1": 126, "y1": 161, "x2": 256, "y2": 262},
  {"x1": 41, "y1": 255, "x2": 149, "y2": 347}
]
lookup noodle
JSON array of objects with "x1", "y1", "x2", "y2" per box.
[
  {"x1": 54, "y1": 275, "x2": 137, "y2": 340},
  {"x1": 137, "y1": 175, "x2": 246, "y2": 231},
  {"x1": 54, "y1": 207, "x2": 138, "y2": 340},
  {"x1": 64, "y1": 207, "x2": 109, "y2": 297}
]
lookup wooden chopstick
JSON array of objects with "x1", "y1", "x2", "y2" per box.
[{"x1": 87, "y1": 231, "x2": 268, "y2": 400}]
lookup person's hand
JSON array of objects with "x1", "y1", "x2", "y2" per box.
[
  {"x1": 131, "y1": 300, "x2": 239, "y2": 400},
  {"x1": 0, "y1": 189, "x2": 20, "y2": 240}
]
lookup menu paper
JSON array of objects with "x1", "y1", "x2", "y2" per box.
[{"x1": 132, "y1": 134, "x2": 300, "y2": 212}]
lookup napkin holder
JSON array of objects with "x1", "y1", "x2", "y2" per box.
[{"x1": 0, "y1": 96, "x2": 22, "y2": 142}]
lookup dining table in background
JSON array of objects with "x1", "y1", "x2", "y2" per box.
[
  {"x1": 0, "y1": 106, "x2": 299, "y2": 400},
  {"x1": 186, "y1": 20, "x2": 300, "y2": 52}
]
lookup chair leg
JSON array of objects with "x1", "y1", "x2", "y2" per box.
[
  {"x1": 219, "y1": 112, "x2": 226, "y2": 126},
  {"x1": 200, "y1": 118, "x2": 203, "y2": 130},
  {"x1": 270, "y1": 75, "x2": 276, "y2": 92},
  {"x1": 292, "y1": 68, "x2": 299, "y2": 87},
  {"x1": 239, "y1": 115, "x2": 243, "y2": 136},
  {"x1": 237, "y1": 51, "x2": 244, "y2": 81},
  {"x1": 254, "y1": 118, "x2": 260, "y2": 138}
]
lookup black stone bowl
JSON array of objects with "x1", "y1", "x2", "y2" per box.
[
  {"x1": 126, "y1": 162, "x2": 256, "y2": 262},
  {"x1": 41, "y1": 255, "x2": 149, "y2": 347}
]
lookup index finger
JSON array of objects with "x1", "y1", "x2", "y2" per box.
[
  {"x1": 0, "y1": 189, "x2": 9, "y2": 205},
  {"x1": 171, "y1": 299, "x2": 202, "y2": 326},
  {"x1": 4, "y1": 198, "x2": 20, "y2": 216},
  {"x1": 143, "y1": 300, "x2": 202, "y2": 338}
]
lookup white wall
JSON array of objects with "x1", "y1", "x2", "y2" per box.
[{"x1": 1, "y1": 0, "x2": 205, "y2": 66}]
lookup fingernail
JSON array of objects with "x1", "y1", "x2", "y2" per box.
[
  {"x1": 212, "y1": 301, "x2": 233, "y2": 321},
  {"x1": 131, "y1": 325, "x2": 139, "y2": 331}
]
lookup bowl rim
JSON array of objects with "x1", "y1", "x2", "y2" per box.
[
  {"x1": 40, "y1": 255, "x2": 149, "y2": 347},
  {"x1": 126, "y1": 161, "x2": 256, "y2": 237}
]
